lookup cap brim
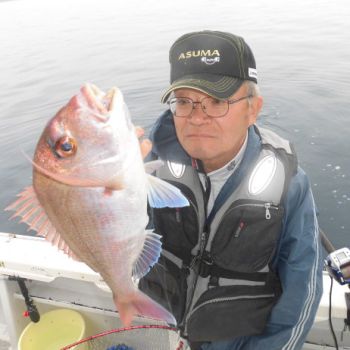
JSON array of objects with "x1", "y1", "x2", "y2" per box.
[{"x1": 161, "y1": 73, "x2": 244, "y2": 103}]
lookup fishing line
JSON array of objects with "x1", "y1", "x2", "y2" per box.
[{"x1": 329, "y1": 275, "x2": 339, "y2": 350}]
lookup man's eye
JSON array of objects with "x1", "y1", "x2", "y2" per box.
[
  {"x1": 211, "y1": 98, "x2": 224, "y2": 105},
  {"x1": 177, "y1": 99, "x2": 189, "y2": 106}
]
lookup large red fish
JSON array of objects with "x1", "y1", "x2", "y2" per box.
[{"x1": 6, "y1": 84, "x2": 188, "y2": 326}]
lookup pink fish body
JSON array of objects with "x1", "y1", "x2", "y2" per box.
[{"x1": 6, "y1": 84, "x2": 188, "y2": 327}]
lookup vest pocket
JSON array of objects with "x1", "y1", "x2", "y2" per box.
[
  {"x1": 153, "y1": 203, "x2": 199, "y2": 259},
  {"x1": 139, "y1": 255, "x2": 188, "y2": 322},
  {"x1": 211, "y1": 201, "x2": 284, "y2": 273},
  {"x1": 186, "y1": 284, "x2": 277, "y2": 342}
]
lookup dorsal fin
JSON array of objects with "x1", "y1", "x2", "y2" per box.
[
  {"x1": 132, "y1": 230, "x2": 162, "y2": 280},
  {"x1": 5, "y1": 186, "x2": 79, "y2": 260}
]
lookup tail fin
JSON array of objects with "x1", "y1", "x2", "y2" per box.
[{"x1": 114, "y1": 290, "x2": 176, "y2": 327}]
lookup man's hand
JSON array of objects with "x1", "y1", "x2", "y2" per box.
[{"x1": 135, "y1": 126, "x2": 152, "y2": 159}]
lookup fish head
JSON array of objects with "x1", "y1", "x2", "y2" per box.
[{"x1": 33, "y1": 83, "x2": 138, "y2": 189}]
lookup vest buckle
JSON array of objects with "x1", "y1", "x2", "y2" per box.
[{"x1": 191, "y1": 251, "x2": 213, "y2": 278}]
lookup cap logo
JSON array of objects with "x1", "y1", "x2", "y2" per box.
[
  {"x1": 178, "y1": 49, "x2": 220, "y2": 60},
  {"x1": 201, "y1": 56, "x2": 220, "y2": 65},
  {"x1": 248, "y1": 68, "x2": 258, "y2": 79}
]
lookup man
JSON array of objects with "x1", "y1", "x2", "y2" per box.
[{"x1": 139, "y1": 30, "x2": 323, "y2": 350}]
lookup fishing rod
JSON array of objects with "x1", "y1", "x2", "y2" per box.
[
  {"x1": 320, "y1": 227, "x2": 350, "y2": 350},
  {"x1": 319, "y1": 228, "x2": 336, "y2": 254},
  {"x1": 8, "y1": 276, "x2": 40, "y2": 323}
]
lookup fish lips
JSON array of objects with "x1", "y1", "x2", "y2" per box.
[{"x1": 79, "y1": 83, "x2": 120, "y2": 123}]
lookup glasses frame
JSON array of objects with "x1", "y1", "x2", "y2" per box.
[{"x1": 167, "y1": 94, "x2": 254, "y2": 118}]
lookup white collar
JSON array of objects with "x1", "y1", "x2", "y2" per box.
[{"x1": 206, "y1": 132, "x2": 248, "y2": 180}]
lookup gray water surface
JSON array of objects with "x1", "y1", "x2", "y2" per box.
[{"x1": 0, "y1": 0, "x2": 349, "y2": 248}]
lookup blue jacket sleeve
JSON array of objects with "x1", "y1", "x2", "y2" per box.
[{"x1": 202, "y1": 167, "x2": 323, "y2": 350}]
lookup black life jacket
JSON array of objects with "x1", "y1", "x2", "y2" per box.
[{"x1": 139, "y1": 125, "x2": 297, "y2": 343}]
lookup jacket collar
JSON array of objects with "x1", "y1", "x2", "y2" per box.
[{"x1": 150, "y1": 109, "x2": 192, "y2": 164}]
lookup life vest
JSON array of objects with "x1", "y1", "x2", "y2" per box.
[{"x1": 139, "y1": 125, "x2": 297, "y2": 343}]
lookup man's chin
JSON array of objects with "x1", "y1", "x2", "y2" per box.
[{"x1": 184, "y1": 148, "x2": 213, "y2": 162}]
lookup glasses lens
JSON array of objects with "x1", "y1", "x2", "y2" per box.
[
  {"x1": 202, "y1": 97, "x2": 228, "y2": 118},
  {"x1": 169, "y1": 98, "x2": 192, "y2": 117}
]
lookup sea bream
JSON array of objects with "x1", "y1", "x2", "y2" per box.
[{"x1": 6, "y1": 83, "x2": 189, "y2": 326}]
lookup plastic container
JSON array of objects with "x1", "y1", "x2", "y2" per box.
[{"x1": 18, "y1": 308, "x2": 86, "y2": 350}]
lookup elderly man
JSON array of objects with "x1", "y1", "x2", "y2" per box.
[{"x1": 139, "y1": 30, "x2": 323, "y2": 350}]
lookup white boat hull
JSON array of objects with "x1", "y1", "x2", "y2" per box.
[{"x1": 0, "y1": 232, "x2": 349, "y2": 349}]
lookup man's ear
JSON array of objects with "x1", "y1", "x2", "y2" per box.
[{"x1": 248, "y1": 95, "x2": 263, "y2": 125}]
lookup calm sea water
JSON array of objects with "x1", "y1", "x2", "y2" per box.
[{"x1": 0, "y1": 0, "x2": 349, "y2": 248}]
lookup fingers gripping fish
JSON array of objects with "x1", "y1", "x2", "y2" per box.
[{"x1": 6, "y1": 84, "x2": 189, "y2": 327}]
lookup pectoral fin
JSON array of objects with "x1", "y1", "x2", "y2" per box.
[
  {"x1": 132, "y1": 230, "x2": 162, "y2": 280},
  {"x1": 146, "y1": 175, "x2": 189, "y2": 208}
]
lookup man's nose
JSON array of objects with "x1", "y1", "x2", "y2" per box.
[{"x1": 189, "y1": 102, "x2": 209, "y2": 123}]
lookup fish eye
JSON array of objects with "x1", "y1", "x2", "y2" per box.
[{"x1": 54, "y1": 136, "x2": 77, "y2": 158}]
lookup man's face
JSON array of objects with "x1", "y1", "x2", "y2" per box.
[{"x1": 173, "y1": 84, "x2": 263, "y2": 173}]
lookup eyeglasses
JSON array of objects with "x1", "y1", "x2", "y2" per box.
[{"x1": 167, "y1": 95, "x2": 253, "y2": 118}]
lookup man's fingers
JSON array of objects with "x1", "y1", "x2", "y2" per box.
[
  {"x1": 135, "y1": 126, "x2": 152, "y2": 159},
  {"x1": 135, "y1": 126, "x2": 145, "y2": 138},
  {"x1": 140, "y1": 139, "x2": 152, "y2": 159}
]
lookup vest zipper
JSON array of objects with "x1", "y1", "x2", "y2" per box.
[
  {"x1": 226, "y1": 202, "x2": 278, "y2": 220},
  {"x1": 188, "y1": 198, "x2": 200, "y2": 225},
  {"x1": 176, "y1": 194, "x2": 200, "y2": 332},
  {"x1": 181, "y1": 174, "x2": 211, "y2": 336},
  {"x1": 182, "y1": 229, "x2": 209, "y2": 337},
  {"x1": 186, "y1": 293, "x2": 275, "y2": 321},
  {"x1": 264, "y1": 203, "x2": 271, "y2": 219}
]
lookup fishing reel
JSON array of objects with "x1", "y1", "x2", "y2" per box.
[{"x1": 325, "y1": 247, "x2": 350, "y2": 286}]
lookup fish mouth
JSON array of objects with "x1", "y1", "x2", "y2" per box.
[{"x1": 80, "y1": 83, "x2": 119, "y2": 121}]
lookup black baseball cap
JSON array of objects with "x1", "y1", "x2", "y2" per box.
[{"x1": 161, "y1": 30, "x2": 258, "y2": 103}]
